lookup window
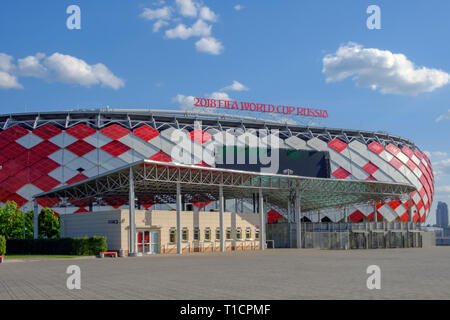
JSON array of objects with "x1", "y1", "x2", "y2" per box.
[
  {"x1": 236, "y1": 228, "x2": 242, "y2": 240},
  {"x1": 182, "y1": 228, "x2": 189, "y2": 241},
  {"x1": 194, "y1": 227, "x2": 200, "y2": 241},
  {"x1": 226, "y1": 227, "x2": 232, "y2": 240},
  {"x1": 246, "y1": 227, "x2": 252, "y2": 240},
  {"x1": 255, "y1": 228, "x2": 260, "y2": 240},
  {"x1": 204, "y1": 228, "x2": 211, "y2": 241},
  {"x1": 169, "y1": 228, "x2": 176, "y2": 243},
  {"x1": 215, "y1": 228, "x2": 221, "y2": 241}
]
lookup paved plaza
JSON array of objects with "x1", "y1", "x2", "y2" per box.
[{"x1": 1, "y1": 247, "x2": 450, "y2": 300}]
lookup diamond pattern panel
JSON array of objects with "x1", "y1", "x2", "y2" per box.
[
  {"x1": 101, "y1": 140, "x2": 131, "y2": 157},
  {"x1": 100, "y1": 124, "x2": 130, "y2": 140},
  {"x1": 66, "y1": 140, "x2": 96, "y2": 157},
  {"x1": 33, "y1": 124, "x2": 62, "y2": 140},
  {"x1": 134, "y1": 125, "x2": 159, "y2": 142},
  {"x1": 66, "y1": 124, "x2": 96, "y2": 140}
]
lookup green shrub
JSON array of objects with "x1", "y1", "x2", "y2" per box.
[
  {"x1": 0, "y1": 235, "x2": 6, "y2": 256},
  {"x1": 5, "y1": 237, "x2": 107, "y2": 256}
]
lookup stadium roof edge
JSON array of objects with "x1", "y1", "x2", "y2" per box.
[{"x1": 0, "y1": 108, "x2": 417, "y2": 148}]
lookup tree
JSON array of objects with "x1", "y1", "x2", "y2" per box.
[
  {"x1": 38, "y1": 207, "x2": 60, "y2": 239},
  {"x1": 0, "y1": 201, "x2": 24, "y2": 240},
  {"x1": 24, "y1": 211, "x2": 34, "y2": 239}
]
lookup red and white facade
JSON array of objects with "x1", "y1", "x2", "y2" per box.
[{"x1": 0, "y1": 110, "x2": 434, "y2": 223}]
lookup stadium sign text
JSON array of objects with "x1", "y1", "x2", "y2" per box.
[{"x1": 194, "y1": 97, "x2": 328, "y2": 118}]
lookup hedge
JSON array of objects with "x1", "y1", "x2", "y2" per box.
[
  {"x1": 0, "y1": 235, "x2": 6, "y2": 256},
  {"x1": 6, "y1": 237, "x2": 107, "y2": 256}
]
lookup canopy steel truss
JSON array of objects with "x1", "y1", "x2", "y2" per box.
[{"x1": 34, "y1": 160, "x2": 415, "y2": 213}]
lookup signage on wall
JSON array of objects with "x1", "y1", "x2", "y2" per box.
[{"x1": 193, "y1": 97, "x2": 328, "y2": 119}]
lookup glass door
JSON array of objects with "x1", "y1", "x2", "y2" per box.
[
  {"x1": 137, "y1": 231, "x2": 151, "y2": 254},
  {"x1": 150, "y1": 231, "x2": 159, "y2": 254}
]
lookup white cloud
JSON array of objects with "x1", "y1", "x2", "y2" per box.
[
  {"x1": 195, "y1": 37, "x2": 223, "y2": 55},
  {"x1": 424, "y1": 151, "x2": 448, "y2": 159},
  {"x1": 176, "y1": 0, "x2": 197, "y2": 17},
  {"x1": 0, "y1": 52, "x2": 124, "y2": 90},
  {"x1": 17, "y1": 53, "x2": 47, "y2": 77},
  {"x1": 0, "y1": 71, "x2": 22, "y2": 89},
  {"x1": 221, "y1": 80, "x2": 248, "y2": 92},
  {"x1": 436, "y1": 109, "x2": 450, "y2": 122},
  {"x1": 234, "y1": 4, "x2": 244, "y2": 11},
  {"x1": 153, "y1": 20, "x2": 169, "y2": 32},
  {"x1": 0, "y1": 53, "x2": 22, "y2": 89},
  {"x1": 433, "y1": 158, "x2": 450, "y2": 177},
  {"x1": 140, "y1": 7, "x2": 172, "y2": 20},
  {"x1": 209, "y1": 91, "x2": 231, "y2": 100},
  {"x1": 174, "y1": 94, "x2": 196, "y2": 110},
  {"x1": 436, "y1": 186, "x2": 450, "y2": 196},
  {"x1": 0, "y1": 53, "x2": 15, "y2": 73},
  {"x1": 322, "y1": 42, "x2": 450, "y2": 95},
  {"x1": 199, "y1": 6, "x2": 217, "y2": 22},
  {"x1": 165, "y1": 19, "x2": 211, "y2": 39}
]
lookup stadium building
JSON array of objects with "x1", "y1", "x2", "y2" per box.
[{"x1": 0, "y1": 109, "x2": 435, "y2": 253}]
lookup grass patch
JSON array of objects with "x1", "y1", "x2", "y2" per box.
[{"x1": 5, "y1": 254, "x2": 86, "y2": 259}]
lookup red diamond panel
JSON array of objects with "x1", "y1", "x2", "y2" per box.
[
  {"x1": 349, "y1": 210, "x2": 365, "y2": 222},
  {"x1": 100, "y1": 124, "x2": 130, "y2": 140},
  {"x1": 31, "y1": 141, "x2": 60, "y2": 158},
  {"x1": 386, "y1": 143, "x2": 400, "y2": 156},
  {"x1": 16, "y1": 168, "x2": 43, "y2": 184},
  {"x1": 2, "y1": 142, "x2": 27, "y2": 160},
  {"x1": 74, "y1": 207, "x2": 88, "y2": 213},
  {"x1": 388, "y1": 199, "x2": 402, "y2": 210},
  {"x1": 0, "y1": 153, "x2": 7, "y2": 165},
  {"x1": 362, "y1": 161, "x2": 378, "y2": 175},
  {"x1": 414, "y1": 148, "x2": 423, "y2": 160},
  {"x1": 105, "y1": 196, "x2": 128, "y2": 209},
  {"x1": 31, "y1": 158, "x2": 60, "y2": 175},
  {"x1": 33, "y1": 175, "x2": 60, "y2": 191},
  {"x1": 0, "y1": 186, "x2": 11, "y2": 203},
  {"x1": 188, "y1": 129, "x2": 212, "y2": 144},
  {"x1": 1, "y1": 159, "x2": 26, "y2": 177},
  {"x1": 101, "y1": 140, "x2": 130, "y2": 157},
  {"x1": 17, "y1": 151, "x2": 44, "y2": 167},
  {"x1": 194, "y1": 161, "x2": 211, "y2": 167},
  {"x1": 0, "y1": 125, "x2": 29, "y2": 142},
  {"x1": 67, "y1": 173, "x2": 88, "y2": 185},
  {"x1": 368, "y1": 141, "x2": 384, "y2": 155},
  {"x1": 400, "y1": 211, "x2": 409, "y2": 222},
  {"x1": 149, "y1": 150, "x2": 172, "y2": 162},
  {"x1": 134, "y1": 125, "x2": 159, "y2": 141},
  {"x1": 368, "y1": 211, "x2": 383, "y2": 221},
  {"x1": 33, "y1": 124, "x2": 62, "y2": 140},
  {"x1": 66, "y1": 140, "x2": 96, "y2": 157},
  {"x1": 0, "y1": 136, "x2": 10, "y2": 149},
  {"x1": 332, "y1": 167, "x2": 351, "y2": 179},
  {"x1": 389, "y1": 157, "x2": 403, "y2": 170},
  {"x1": 328, "y1": 138, "x2": 347, "y2": 153},
  {"x1": 405, "y1": 159, "x2": 416, "y2": 172},
  {"x1": 402, "y1": 146, "x2": 414, "y2": 158},
  {"x1": 37, "y1": 197, "x2": 61, "y2": 208},
  {"x1": 1, "y1": 176, "x2": 26, "y2": 194},
  {"x1": 6, "y1": 193, "x2": 28, "y2": 208},
  {"x1": 66, "y1": 124, "x2": 96, "y2": 140},
  {"x1": 32, "y1": 175, "x2": 60, "y2": 192},
  {"x1": 267, "y1": 209, "x2": 283, "y2": 224},
  {"x1": 365, "y1": 175, "x2": 377, "y2": 181}
]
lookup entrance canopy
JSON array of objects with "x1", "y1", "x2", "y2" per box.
[{"x1": 34, "y1": 160, "x2": 415, "y2": 212}]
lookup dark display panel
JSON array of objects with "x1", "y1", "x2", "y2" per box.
[{"x1": 215, "y1": 147, "x2": 330, "y2": 178}]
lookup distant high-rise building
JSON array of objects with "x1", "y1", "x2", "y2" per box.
[{"x1": 436, "y1": 202, "x2": 449, "y2": 228}]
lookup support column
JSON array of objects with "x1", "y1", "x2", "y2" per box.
[
  {"x1": 259, "y1": 188, "x2": 265, "y2": 250},
  {"x1": 176, "y1": 182, "x2": 182, "y2": 254},
  {"x1": 129, "y1": 167, "x2": 137, "y2": 256},
  {"x1": 295, "y1": 187, "x2": 301, "y2": 249},
  {"x1": 219, "y1": 185, "x2": 225, "y2": 252},
  {"x1": 344, "y1": 206, "x2": 348, "y2": 223},
  {"x1": 33, "y1": 199, "x2": 38, "y2": 239},
  {"x1": 373, "y1": 201, "x2": 378, "y2": 223},
  {"x1": 409, "y1": 196, "x2": 413, "y2": 223}
]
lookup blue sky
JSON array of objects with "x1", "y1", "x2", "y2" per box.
[{"x1": 1, "y1": 0, "x2": 449, "y2": 223}]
